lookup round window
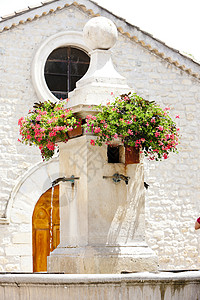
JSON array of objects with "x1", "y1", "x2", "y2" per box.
[{"x1": 44, "y1": 47, "x2": 90, "y2": 99}]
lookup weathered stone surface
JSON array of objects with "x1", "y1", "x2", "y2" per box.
[
  {"x1": 83, "y1": 16, "x2": 118, "y2": 50},
  {"x1": 0, "y1": 3, "x2": 199, "y2": 272},
  {"x1": 0, "y1": 272, "x2": 199, "y2": 300},
  {"x1": 48, "y1": 136, "x2": 158, "y2": 273}
]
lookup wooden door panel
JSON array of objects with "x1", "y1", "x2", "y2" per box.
[
  {"x1": 33, "y1": 229, "x2": 49, "y2": 272},
  {"x1": 53, "y1": 225, "x2": 60, "y2": 251},
  {"x1": 32, "y1": 186, "x2": 60, "y2": 272}
]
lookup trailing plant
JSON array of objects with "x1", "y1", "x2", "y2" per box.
[
  {"x1": 85, "y1": 93, "x2": 180, "y2": 161},
  {"x1": 18, "y1": 100, "x2": 80, "y2": 161}
]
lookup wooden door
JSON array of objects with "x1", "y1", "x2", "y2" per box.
[{"x1": 32, "y1": 186, "x2": 60, "y2": 272}]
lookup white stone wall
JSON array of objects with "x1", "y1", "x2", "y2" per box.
[
  {"x1": 0, "y1": 4, "x2": 200, "y2": 271},
  {"x1": 112, "y1": 34, "x2": 200, "y2": 270}
]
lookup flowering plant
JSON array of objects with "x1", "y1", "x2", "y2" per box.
[
  {"x1": 85, "y1": 93, "x2": 180, "y2": 161},
  {"x1": 18, "y1": 100, "x2": 80, "y2": 161}
]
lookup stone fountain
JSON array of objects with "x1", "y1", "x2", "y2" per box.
[{"x1": 48, "y1": 16, "x2": 158, "y2": 274}]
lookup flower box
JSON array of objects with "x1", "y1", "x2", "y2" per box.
[
  {"x1": 18, "y1": 100, "x2": 81, "y2": 161},
  {"x1": 125, "y1": 146, "x2": 140, "y2": 164},
  {"x1": 68, "y1": 124, "x2": 82, "y2": 139},
  {"x1": 85, "y1": 93, "x2": 180, "y2": 162}
]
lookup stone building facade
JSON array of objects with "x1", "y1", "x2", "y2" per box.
[{"x1": 0, "y1": 0, "x2": 200, "y2": 272}]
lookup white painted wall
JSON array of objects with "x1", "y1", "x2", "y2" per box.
[{"x1": 0, "y1": 3, "x2": 200, "y2": 271}]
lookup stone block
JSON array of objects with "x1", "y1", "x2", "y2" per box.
[
  {"x1": 21, "y1": 256, "x2": 32, "y2": 272},
  {"x1": 5, "y1": 264, "x2": 20, "y2": 272},
  {"x1": 5, "y1": 244, "x2": 31, "y2": 256},
  {"x1": 10, "y1": 208, "x2": 31, "y2": 224},
  {"x1": 12, "y1": 232, "x2": 31, "y2": 244}
]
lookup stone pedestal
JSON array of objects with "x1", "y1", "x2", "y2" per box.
[
  {"x1": 48, "y1": 136, "x2": 158, "y2": 273},
  {"x1": 48, "y1": 16, "x2": 158, "y2": 274}
]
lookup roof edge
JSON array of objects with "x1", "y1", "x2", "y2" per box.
[{"x1": 0, "y1": 0, "x2": 199, "y2": 81}]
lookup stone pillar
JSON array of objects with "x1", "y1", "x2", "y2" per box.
[{"x1": 48, "y1": 17, "x2": 158, "y2": 273}]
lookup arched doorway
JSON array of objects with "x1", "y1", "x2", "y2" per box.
[{"x1": 32, "y1": 186, "x2": 60, "y2": 272}]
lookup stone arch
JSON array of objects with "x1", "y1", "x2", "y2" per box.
[
  {"x1": 3, "y1": 158, "x2": 59, "y2": 272},
  {"x1": 6, "y1": 158, "x2": 59, "y2": 223}
]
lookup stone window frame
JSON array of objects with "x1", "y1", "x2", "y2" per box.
[{"x1": 31, "y1": 31, "x2": 91, "y2": 102}]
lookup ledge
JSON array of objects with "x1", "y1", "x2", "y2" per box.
[{"x1": 0, "y1": 271, "x2": 199, "y2": 284}]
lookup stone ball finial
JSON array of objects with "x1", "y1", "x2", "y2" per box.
[{"x1": 83, "y1": 16, "x2": 118, "y2": 50}]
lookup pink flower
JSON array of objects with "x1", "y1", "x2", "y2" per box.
[
  {"x1": 90, "y1": 139, "x2": 95, "y2": 146},
  {"x1": 135, "y1": 140, "x2": 141, "y2": 145},
  {"x1": 155, "y1": 131, "x2": 160, "y2": 137},
  {"x1": 151, "y1": 118, "x2": 156, "y2": 123},
  {"x1": 176, "y1": 115, "x2": 180, "y2": 118},
  {"x1": 113, "y1": 133, "x2": 118, "y2": 139},
  {"x1": 47, "y1": 142, "x2": 55, "y2": 151},
  {"x1": 146, "y1": 122, "x2": 149, "y2": 126},
  {"x1": 94, "y1": 127, "x2": 101, "y2": 133},
  {"x1": 164, "y1": 107, "x2": 170, "y2": 111},
  {"x1": 36, "y1": 115, "x2": 41, "y2": 121},
  {"x1": 18, "y1": 117, "x2": 24, "y2": 126},
  {"x1": 49, "y1": 131, "x2": 57, "y2": 137},
  {"x1": 158, "y1": 126, "x2": 163, "y2": 131},
  {"x1": 127, "y1": 129, "x2": 133, "y2": 135},
  {"x1": 141, "y1": 138, "x2": 145, "y2": 142}
]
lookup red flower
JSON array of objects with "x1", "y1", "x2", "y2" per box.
[
  {"x1": 90, "y1": 139, "x2": 95, "y2": 146},
  {"x1": 163, "y1": 153, "x2": 168, "y2": 159}
]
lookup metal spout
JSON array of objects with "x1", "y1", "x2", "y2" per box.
[
  {"x1": 103, "y1": 173, "x2": 130, "y2": 185},
  {"x1": 52, "y1": 175, "x2": 80, "y2": 187}
]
